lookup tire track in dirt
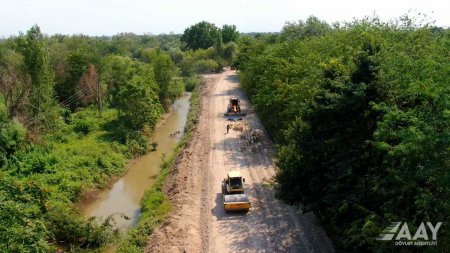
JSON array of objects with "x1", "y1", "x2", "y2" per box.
[{"x1": 146, "y1": 70, "x2": 335, "y2": 253}]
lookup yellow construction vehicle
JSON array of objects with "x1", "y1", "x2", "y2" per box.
[
  {"x1": 222, "y1": 171, "x2": 250, "y2": 212},
  {"x1": 224, "y1": 97, "x2": 246, "y2": 117}
]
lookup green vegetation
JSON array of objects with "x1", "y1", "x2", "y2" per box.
[
  {"x1": 181, "y1": 21, "x2": 222, "y2": 50},
  {"x1": 0, "y1": 20, "x2": 233, "y2": 251},
  {"x1": 184, "y1": 75, "x2": 202, "y2": 92},
  {"x1": 0, "y1": 108, "x2": 126, "y2": 252},
  {"x1": 179, "y1": 21, "x2": 239, "y2": 73},
  {"x1": 116, "y1": 77, "x2": 202, "y2": 253},
  {"x1": 236, "y1": 16, "x2": 449, "y2": 252}
]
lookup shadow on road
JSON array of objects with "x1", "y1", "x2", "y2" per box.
[{"x1": 225, "y1": 74, "x2": 239, "y2": 84}]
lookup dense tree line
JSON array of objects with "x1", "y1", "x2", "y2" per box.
[{"x1": 236, "y1": 16, "x2": 449, "y2": 252}]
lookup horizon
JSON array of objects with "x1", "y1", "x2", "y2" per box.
[{"x1": 0, "y1": 0, "x2": 449, "y2": 38}]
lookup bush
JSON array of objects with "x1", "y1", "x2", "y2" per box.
[
  {"x1": 214, "y1": 57, "x2": 226, "y2": 72},
  {"x1": 184, "y1": 75, "x2": 201, "y2": 92},
  {"x1": 72, "y1": 109, "x2": 100, "y2": 135},
  {"x1": 193, "y1": 59, "x2": 218, "y2": 73},
  {"x1": 125, "y1": 130, "x2": 150, "y2": 157},
  {"x1": 73, "y1": 118, "x2": 94, "y2": 134},
  {"x1": 168, "y1": 79, "x2": 185, "y2": 101},
  {"x1": 0, "y1": 176, "x2": 53, "y2": 253},
  {"x1": 46, "y1": 200, "x2": 116, "y2": 250},
  {"x1": 0, "y1": 119, "x2": 26, "y2": 166}
]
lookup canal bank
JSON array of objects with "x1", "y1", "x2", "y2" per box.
[
  {"x1": 82, "y1": 92, "x2": 191, "y2": 230},
  {"x1": 102, "y1": 83, "x2": 201, "y2": 252}
]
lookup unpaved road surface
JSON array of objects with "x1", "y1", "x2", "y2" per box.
[{"x1": 146, "y1": 70, "x2": 334, "y2": 253}]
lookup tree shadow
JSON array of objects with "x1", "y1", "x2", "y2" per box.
[
  {"x1": 97, "y1": 118, "x2": 124, "y2": 143},
  {"x1": 225, "y1": 74, "x2": 240, "y2": 84}
]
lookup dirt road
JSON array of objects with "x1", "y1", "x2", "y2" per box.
[{"x1": 146, "y1": 70, "x2": 334, "y2": 253}]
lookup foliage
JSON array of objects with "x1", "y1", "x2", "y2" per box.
[
  {"x1": 178, "y1": 48, "x2": 222, "y2": 75},
  {"x1": 0, "y1": 107, "x2": 129, "y2": 251},
  {"x1": 0, "y1": 48, "x2": 30, "y2": 119},
  {"x1": 280, "y1": 16, "x2": 332, "y2": 41},
  {"x1": 193, "y1": 59, "x2": 219, "y2": 73},
  {"x1": 0, "y1": 174, "x2": 54, "y2": 253},
  {"x1": 15, "y1": 25, "x2": 58, "y2": 130},
  {"x1": 0, "y1": 118, "x2": 27, "y2": 166},
  {"x1": 0, "y1": 22, "x2": 219, "y2": 251},
  {"x1": 181, "y1": 21, "x2": 221, "y2": 50},
  {"x1": 45, "y1": 201, "x2": 116, "y2": 250},
  {"x1": 223, "y1": 42, "x2": 237, "y2": 66},
  {"x1": 222, "y1": 24, "x2": 240, "y2": 43},
  {"x1": 153, "y1": 50, "x2": 179, "y2": 109},
  {"x1": 237, "y1": 17, "x2": 450, "y2": 252},
  {"x1": 184, "y1": 75, "x2": 201, "y2": 92},
  {"x1": 116, "y1": 76, "x2": 162, "y2": 131},
  {"x1": 78, "y1": 64, "x2": 100, "y2": 107}
]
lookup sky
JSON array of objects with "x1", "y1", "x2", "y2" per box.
[{"x1": 0, "y1": 0, "x2": 449, "y2": 37}]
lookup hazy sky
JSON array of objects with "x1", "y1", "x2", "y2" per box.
[{"x1": 0, "y1": 0, "x2": 448, "y2": 36}]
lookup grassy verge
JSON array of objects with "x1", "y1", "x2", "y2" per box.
[{"x1": 115, "y1": 82, "x2": 202, "y2": 252}]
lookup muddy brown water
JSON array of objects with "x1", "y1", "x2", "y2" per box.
[{"x1": 83, "y1": 93, "x2": 191, "y2": 230}]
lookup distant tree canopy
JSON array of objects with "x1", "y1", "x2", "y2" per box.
[
  {"x1": 221, "y1": 24, "x2": 239, "y2": 43},
  {"x1": 181, "y1": 21, "x2": 221, "y2": 50},
  {"x1": 280, "y1": 16, "x2": 332, "y2": 41},
  {"x1": 181, "y1": 21, "x2": 240, "y2": 52}
]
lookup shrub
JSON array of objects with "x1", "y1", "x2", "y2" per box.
[
  {"x1": 0, "y1": 119, "x2": 26, "y2": 159},
  {"x1": 184, "y1": 75, "x2": 201, "y2": 92},
  {"x1": 73, "y1": 118, "x2": 94, "y2": 134},
  {"x1": 193, "y1": 59, "x2": 218, "y2": 73},
  {"x1": 125, "y1": 130, "x2": 150, "y2": 157},
  {"x1": 46, "y1": 200, "x2": 116, "y2": 249}
]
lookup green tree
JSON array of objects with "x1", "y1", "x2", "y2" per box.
[
  {"x1": 280, "y1": 16, "x2": 331, "y2": 41},
  {"x1": 57, "y1": 50, "x2": 92, "y2": 109},
  {"x1": 0, "y1": 119, "x2": 26, "y2": 167},
  {"x1": 116, "y1": 77, "x2": 162, "y2": 130},
  {"x1": 16, "y1": 25, "x2": 57, "y2": 129},
  {"x1": 221, "y1": 24, "x2": 239, "y2": 43},
  {"x1": 153, "y1": 50, "x2": 176, "y2": 109},
  {"x1": 0, "y1": 48, "x2": 30, "y2": 119},
  {"x1": 168, "y1": 47, "x2": 184, "y2": 65},
  {"x1": 223, "y1": 42, "x2": 237, "y2": 65},
  {"x1": 238, "y1": 18, "x2": 450, "y2": 252},
  {"x1": 214, "y1": 32, "x2": 224, "y2": 57},
  {"x1": 181, "y1": 21, "x2": 221, "y2": 50},
  {"x1": 100, "y1": 55, "x2": 134, "y2": 106}
]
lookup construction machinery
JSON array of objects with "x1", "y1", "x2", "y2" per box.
[
  {"x1": 222, "y1": 171, "x2": 250, "y2": 212},
  {"x1": 224, "y1": 97, "x2": 246, "y2": 116}
]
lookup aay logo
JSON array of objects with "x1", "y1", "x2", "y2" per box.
[{"x1": 377, "y1": 222, "x2": 442, "y2": 246}]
